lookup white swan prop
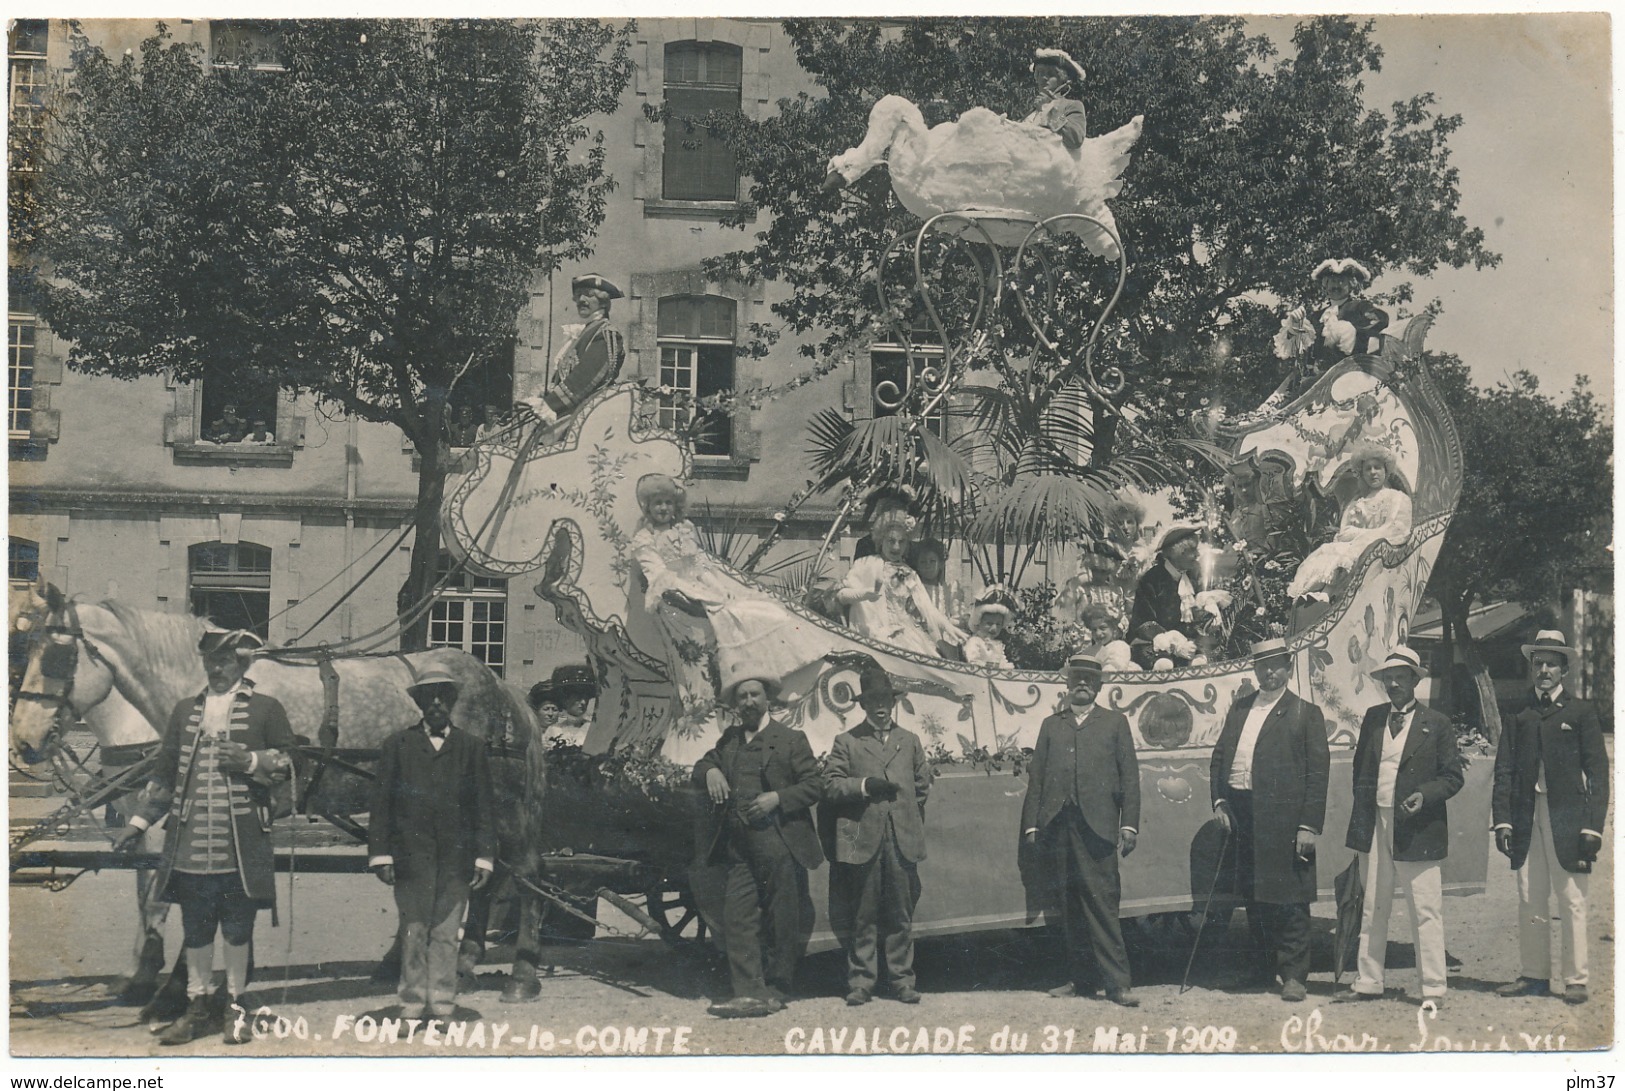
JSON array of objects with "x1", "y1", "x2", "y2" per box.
[{"x1": 825, "y1": 94, "x2": 1144, "y2": 255}]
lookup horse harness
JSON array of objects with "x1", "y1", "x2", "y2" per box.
[{"x1": 14, "y1": 600, "x2": 109, "y2": 716}]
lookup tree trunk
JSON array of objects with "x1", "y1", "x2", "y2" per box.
[
  {"x1": 398, "y1": 412, "x2": 449, "y2": 652},
  {"x1": 1439, "y1": 589, "x2": 1504, "y2": 745}
]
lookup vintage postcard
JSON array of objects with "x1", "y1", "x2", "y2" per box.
[{"x1": 6, "y1": 9, "x2": 1613, "y2": 1078}]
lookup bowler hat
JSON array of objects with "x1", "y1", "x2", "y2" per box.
[
  {"x1": 1520, "y1": 629, "x2": 1575, "y2": 664},
  {"x1": 854, "y1": 660, "x2": 897, "y2": 703},
  {"x1": 1369, "y1": 646, "x2": 1425, "y2": 681}
]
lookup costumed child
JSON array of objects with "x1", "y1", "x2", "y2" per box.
[{"x1": 963, "y1": 589, "x2": 1016, "y2": 670}]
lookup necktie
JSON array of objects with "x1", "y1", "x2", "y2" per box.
[
  {"x1": 428, "y1": 724, "x2": 448, "y2": 739},
  {"x1": 1538, "y1": 692, "x2": 1553, "y2": 709},
  {"x1": 1387, "y1": 708, "x2": 1406, "y2": 738}
]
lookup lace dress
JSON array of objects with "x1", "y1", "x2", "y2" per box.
[
  {"x1": 631, "y1": 521, "x2": 829, "y2": 737},
  {"x1": 1287, "y1": 488, "x2": 1413, "y2": 597},
  {"x1": 843, "y1": 555, "x2": 963, "y2": 658}
]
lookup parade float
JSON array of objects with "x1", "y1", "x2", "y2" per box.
[{"x1": 440, "y1": 86, "x2": 1492, "y2": 949}]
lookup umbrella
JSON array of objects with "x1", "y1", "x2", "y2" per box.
[{"x1": 1332, "y1": 857, "x2": 1365, "y2": 985}]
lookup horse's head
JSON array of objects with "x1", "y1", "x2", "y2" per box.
[{"x1": 10, "y1": 586, "x2": 119, "y2": 764}]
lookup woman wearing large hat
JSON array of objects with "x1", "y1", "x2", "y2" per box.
[
  {"x1": 518, "y1": 273, "x2": 627, "y2": 428},
  {"x1": 1287, "y1": 440, "x2": 1412, "y2": 603}
]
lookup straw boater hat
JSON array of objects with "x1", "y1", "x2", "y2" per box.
[
  {"x1": 528, "y1": 664, "x2": 598, "y2": 708},
  {"x1": 570, "y1": 274, "x2": 624, "y2": 300},
  {"x1": 1369, "y1": 646, "x2": 1424, "y2": 681},
  {"x1": 1520, "y1": 629, "x2": 1575, "y2": 665},
  {"x1": 197, "y1": 628, "x2": 264, "y2": 658},
  {"x1": 1311, "y1": 258, "x2": 1373, "y2": 287},
  {"x1": 1065, "y1": 653, "x2": 1104, "y2": 680},
  {"x1": 406, "y1": 665, "x2": 461, "y2": 697},
  {"x1": 1250, "y1": 637, "x2": 1292, "y2": 663},
  {"x1": 1156, "y1": 524, "x2": 1201, "y2": 556}
]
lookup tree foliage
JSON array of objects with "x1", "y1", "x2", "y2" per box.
[
  {"x1": 20, "y1": 19, "x2": 632, "y2": 647},
  {"x1": 707, "y1": 16, "x2": 1498, "y2": 447}
]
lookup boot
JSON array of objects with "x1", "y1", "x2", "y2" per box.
[
  {"x1": 158, "y1": 995, "x2": 218, "y2": 1046},
  {"x1": 117, "y1": 933, "x2": 166, "y2": 1006},
  {"x1": 139, "y1": 953, "x2": 190, "y2": 1025},
  {"x1": 222, "y1": 996, "x2": 255, "y2": 1045}
]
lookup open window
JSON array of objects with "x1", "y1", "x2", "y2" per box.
[
  {"x1": 189, "y1": 541, "x2": 272, "y2": 637},
  {"x1": 657, "y1": 294, "x2": 734, "y2": 458}
]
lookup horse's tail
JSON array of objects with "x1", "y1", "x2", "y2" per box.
[{"x1": 497, "y1": 681, "x2": 546, "y2": 878}]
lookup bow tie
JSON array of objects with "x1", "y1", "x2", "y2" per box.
[{"x1": 427, "y1": 725, "x2": 448, "y2": 739}]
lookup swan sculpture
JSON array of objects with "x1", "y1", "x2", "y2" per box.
[{"x1": 824, "y1": 94, "x2": 1144, "y2": 255}]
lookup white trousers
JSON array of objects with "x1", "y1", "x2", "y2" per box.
[
  {"x1": 1516, "y1": 792, "x2": 1589, "y2": 987},
  {"x1": 1354, "y1": 806, "x2": 1446, "y2": 997}
]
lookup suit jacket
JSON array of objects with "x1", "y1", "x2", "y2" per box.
[
  {"x1": 1492, "y1": 689, "x2": 1609, "y2": 873},
  {"x1": 821, "y1": 720, "x2": 931, "y2": 865},
  {"x1": 1345, "y1": 703, "x2": 1463, "y2": 862},
  {"x1": 1024, "y1": 97, "x2": 1088, "y2": 149},
  {"x1": 1020, "y1": 705, "x2": 1140, "y2": 839},
  {"x1": 692, "y1": 717, "x2": 825, "y2": 871},
  {"x1": 368, "y1": 723, "x2": 497, "y2": 884},
  {"x1": 136, "y1": 684, "x2": 296, "y2": 907},
  {"x1": 1129, "y1": 562, "x2": 1196, "y2": 645},
  {"x1": 1211, "y1": 689, "x2": 1329, "y2": 904}
]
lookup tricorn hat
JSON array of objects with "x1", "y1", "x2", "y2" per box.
[
  {"x1": 406, "y1": 665, "x2": 461, "y2": 696},
  {"x1": 198, "y1": 627, "x2": 264, "y2": 659},
  {"x1": 1311, "y1": 258, "x2": 1373, "y2": 287},
  {"x1": 1369, "y1": 645, "x2": 1425, "y2": 681},
  {"x1": 570, "y1": 273, "x2": 624, "y2": 300},
  {"x1": 1520, "y1": 629, "x2": 1575, "y2": 665},
  {"x1": 1030, "y1": 47, "x2": 1087, "y2": 85}
]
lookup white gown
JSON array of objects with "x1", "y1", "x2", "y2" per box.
[
  {"x1": 843, "y1": 554, "x2": 963, "y2": 657},
  {"x1": 1287, "y1": 488, "x2": 1413, "y2": 597}
]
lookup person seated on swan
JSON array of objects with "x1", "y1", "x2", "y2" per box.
[
  {"x1": 1024, "y1": 48, "x2": 1090, "y2": 149},
  {"x1": 629, "y1": 474, "x2": 830, "y2": 737},
  {"x1": 1286, "y1": 441, "x2": 1412, "y2": 605},
  {"x1": 838, "y1": 510, "x2": 968, "y2": 658}
]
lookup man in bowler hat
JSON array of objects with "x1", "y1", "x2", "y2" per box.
[
  {"x1": 693, "y1": 659, "x2": 824, "y2": 1018},
  {"x1": 369, "y1": 666, "x2": 495, "y2": 1020},
  {"x1": 1336, "y1": 645, "x2": 1462, "y2": 1005},
  {"x1": 1493, "y1": 630, "x2": 1609, "y2": 1004},
  {"x1": 1021, "y1": 653, "x2": 1141, "y2": 1006},
  {"x1": 822, "y1": 660, "x2": 932, "y2": 1005},
  {"x1": 1210, "y1": 638, "x2": 1329, "y2": 1002}
]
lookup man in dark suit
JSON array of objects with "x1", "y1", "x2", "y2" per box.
[
  {"x1": 368, "y1": 667, "x2": 496, "y2": 1021},
  {"x1": 1335, "y1": 646, "x2": 1463, "y2": 1005},
  {"x1": 113, "y1": 628, "x2": 296, "y2": 1045},
  {"x1": 1492, "y1": 630, "x2": 1609, "y2": 1005},
  {"x1": 1129, "y1": 525, "x2": 1201, "y2": 667},
  {"x1": 693, "y1": 663, "x2": 824, "y2": 1018},
  {"x1": 1021, "y1": 653, "x2": 1141, "y2": 1006},
  {"x1": 823, "y1": 660, "x2": 932, "y2": 1006},
  {"x1": 1211, "y1": 638, "x2": 1329, "y2": 1002}
]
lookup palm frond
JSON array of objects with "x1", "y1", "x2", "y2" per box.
[{"x1": 964, "y1": 472, "x2": 1119, "y2": 544}]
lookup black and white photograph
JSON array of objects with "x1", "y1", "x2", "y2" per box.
[{"x1": 5, "y1": 9, "x2": 1613, "y2": 1073}]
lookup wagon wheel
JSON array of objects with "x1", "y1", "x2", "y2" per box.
[{"x1": 643, "y1": 877, "x2": 709, "y2": 947}]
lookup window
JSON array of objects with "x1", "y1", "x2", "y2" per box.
[
  {"x1": 210, "y1": 20, "x2": 286, "y2": 71},
  {"x1": 9, "y1": 316, "x2": 34, "y2": 437},
  {"x1": 871, "y1": 345, "x2": 945, "y2": 437},
  {"x1": 200, "y1": 376, "x2": 278, "y2": 445},
  {"x1": 429, "y1": 553, "x2": 507, "y2": 676},
  {"x1": 662, "y1": 42, "x2": 741, "y2": 202},
  {"x1": 8, "y1": 19, "x2": 46, "y2": 172},
  {"x1": 8, "y1": 538, "x2": 38, "y2": 584},
  {"x1": 189, "y1": 542, "x2": 272, "y2": 637},
  {"x1": 657, "y1": 295, "x2": 734, "y2": 457}
]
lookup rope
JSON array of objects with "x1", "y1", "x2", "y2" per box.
[
  {"x1": 263, "y1": 508, "x2": 415, "y2": 629},
  {"x1": 278, "y1": 760, "x2": 298, "y2": 1010},
  {"x1": 286, "y1": 517, "x2": 417, "y2": 645}
]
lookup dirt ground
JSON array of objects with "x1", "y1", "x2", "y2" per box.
[{"x1": 10, "y1": 785, "x2": 1613, "y2": 1062}]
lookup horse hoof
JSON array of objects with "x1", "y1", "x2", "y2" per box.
[{"x1": 499, "y1": 978, "x2": 542, "y2": 1003}]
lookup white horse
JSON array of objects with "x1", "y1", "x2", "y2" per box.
[{"x1": 10, "y1": 586, "x2": 553, "y2": 1001}]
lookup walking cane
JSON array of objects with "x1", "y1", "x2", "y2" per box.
[{"x1": 1179, "y1": 821, "x2": 1231, "y2": 995}]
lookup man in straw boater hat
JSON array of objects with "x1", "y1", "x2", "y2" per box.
[
  {"x1": 692, "y1": 656, "x2": 824, "y2": 1018},
  {"x1": 1020, "y1": 653, "x2": 1141, "y2": 1007},
  {"x1": 822, "y1": 658, "x2": 932, "y2": 1006},
  {"x1": 1335, "y1": 645, "x2": 1462, "y2": 1007},
  {"x1": 1209, "y1": 637, "x2": 1329, "y2": 1002},
  {"x1": 1492, "y1": 629, "x2": 1609, "y2": 1004},
  {"x1": 369, "y1": 665, "x2": 495, "y2": 1021},
  {"x1": 112, "y1": 627, "x2": 296, "y2": 1045}
]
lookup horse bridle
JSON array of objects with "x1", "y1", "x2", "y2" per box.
[{"x1": 13, "y1": 599, "x2": 108, "y2": 732}]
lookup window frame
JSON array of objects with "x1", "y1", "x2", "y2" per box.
[
  {"x1": 8, "y1": 314, "x2": 35, "y2": 440},
  {"x1": 869, "y1": 341, "x2": 947, "y2": 439},
  {"x1": 187, "y1": 541, "x2": 273, "y2": 638},
  {"x1": 428, "y1": 553, "x2": 508, "y2": 677},
  {"x1": 656, "y1": 294, "x2": 736, "y2": 459},
  {"x1": 659, "y1": 40, "x2": 743, "y2": 206},
  {"x1": 8, "y1": 20, "x2": 47, "y2": 173}
]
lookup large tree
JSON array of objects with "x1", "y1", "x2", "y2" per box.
[
  {"x1": 1425, "y1": 356, "x2": 1613, "y2": 735},
  {"x1": 18, "y1": 19, "x2": 631, "y2": 647},
  {"x1": 696, "y1": 15, "x2": 1497, "y2": 555}
]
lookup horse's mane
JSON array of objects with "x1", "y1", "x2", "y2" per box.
[{"x1": 94, "y1": 598, "x2": 207, "y2": 717}]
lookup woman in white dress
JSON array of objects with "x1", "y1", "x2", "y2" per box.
[
  {"x1": 1287, "y1": 441, "x2": 1412, "y2": 603},
  {"x1": 629, "y1": 474, "x2": 828, "y2": 737},
  {"x1": 838, "y1": 511, "x2": 968, "y2": 657}
]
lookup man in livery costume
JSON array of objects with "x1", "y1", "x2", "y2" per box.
[
  {"x1": 520, "y1": 273, "x2": 626, "y2": 428},
  {"x1": 1024, "y1": 48, "x2": 1089, "y2": 149},
  {"x1": 114, "y1": 629, "x2": 295, "y2": 1045},
  {"x1": 1274, "y1": 258, "x2": 1390, "y2": 369}
]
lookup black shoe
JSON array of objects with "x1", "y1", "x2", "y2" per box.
[
  {"x1": 1562, "y1": 985, "x2": 1589, "y2": 1005},
  {"x1": 845, "y1": 987, "x2": 872, "y2": 1006},
  {"x1": 1333, "y1": 989, "x2": 1382, "y2": 1003},
  {"x1": 1280, "y1": 980, "x2": 1307, "y2": 1003},
  {"x1": 222, "y1": 997, "x2": 254, "y2": 1045},
  {"x1": 1496, "y1": 977, "x2": 1550, "y2": 998},
  {"x1": 1105, "y1": 990, "x2": 1140, "y2": 1008},
  {"x1": 893, "y1": 986, "x2": 921, "y2": 1004},
  {"x1": 159, "y1": 995, "x2": 218, "y2": 1046},
  {"x1": 707, "y1": 996, "x2": 778, "y2": 1019}
]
